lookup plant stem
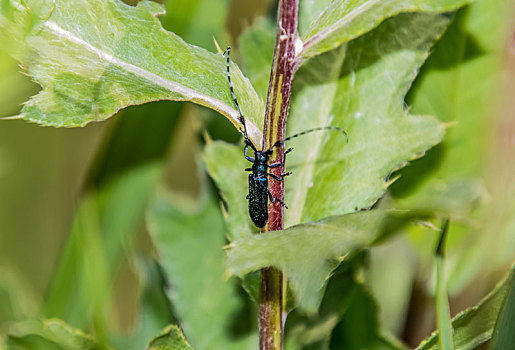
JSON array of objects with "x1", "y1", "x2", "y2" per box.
[{"x1": 259, "y1": 0, "x2": 298, "y2": 349}]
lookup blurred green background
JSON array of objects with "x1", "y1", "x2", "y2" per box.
[{"x1": 0, "y1": 0, "x2": 514, "y2": 349}]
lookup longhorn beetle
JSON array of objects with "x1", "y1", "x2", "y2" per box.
[{"x1": 225, "y1": 47, "x2": 347, "y2": 228}]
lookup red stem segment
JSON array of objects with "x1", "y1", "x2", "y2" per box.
[{"x1": 259, "y1": 0, "x2": 299, "y2": 349}]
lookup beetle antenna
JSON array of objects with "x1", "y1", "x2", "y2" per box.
[
  {"x1": 225, "y1": 47, "x2": 255, "y2": 150},
  {"x1": 267, "y1": 126, "x2": 348, "y2": 152}
]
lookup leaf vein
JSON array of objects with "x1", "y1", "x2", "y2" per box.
[{"x1": 43, "y1": 20, "x2": 237, "y2": 122}]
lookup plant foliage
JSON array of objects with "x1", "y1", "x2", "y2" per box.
[{"x1": 0, "y1": 0, "x2": 513, "y2": 349}]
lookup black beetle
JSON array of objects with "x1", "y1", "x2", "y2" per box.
[{"x1": 225, "y1": 47, "x2": 347, "y2": 228}]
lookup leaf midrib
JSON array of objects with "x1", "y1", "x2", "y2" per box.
[
  {"x1": 40, "y1": 19, "x2": 262, "y2": 136},
  {"x1": 43, "y1": 20, "x2": 228, "y2": 107}
]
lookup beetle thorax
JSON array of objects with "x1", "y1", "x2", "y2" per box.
[{"x1": 252, "y1": 151, "x2": 269, "y2": 176}]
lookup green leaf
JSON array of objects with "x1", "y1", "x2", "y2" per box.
[
  {"x1": 0, "y1": 0, "x2": 263, "y2": 144},
  {"x1": 285, "y1": 13, "x2": 448, "y2": 226},
  {"x1": 147, "y1": 190, "x2": 256, "y2": 349},
  {"x1": 298, "y1": 0, "x2": 333, "y2": 35},
  {"x1": 416, "y1": 264, "x2": 515, "y2": 350},
  {"x1": 3, "y1": 319, "x2": 105, "y2": 350},
  {"x1": 300, "y1": 0, "x2": 472, "y2": 59},
  {"x1": 146, "y1": 325, "x2": 193, "y2": 350},
  {"x1": 489, "y1": 265, "x2": 515, "y2": 350},
  {"x1": 227, "y1": 210, "x2": 412, "y2": 311}
]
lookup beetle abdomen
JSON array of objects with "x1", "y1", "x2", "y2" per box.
[{"x1": 248, "y1": 174, "x2": 268, "y2": 228}]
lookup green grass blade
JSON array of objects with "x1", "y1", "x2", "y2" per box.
[
  {"x1": 416, "y1": 264, "x2": 515, "y2": 350},
  {"x1": 435, "y1": 219, "x2": 454, "y2": 350}
]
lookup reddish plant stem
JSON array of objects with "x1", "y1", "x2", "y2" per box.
[{"x1": 259, "y1": 0, "x2": 298, "y2": 349}]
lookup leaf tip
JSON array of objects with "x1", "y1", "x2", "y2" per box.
[
  {"x1": 443, "y1": 121, "x2": 459, "y2": 129},
  {"x1": 223, "y1": 268, "x2": 233, "y2": 281},
  {"x1": 223, "y1": 242, "x2": 235, "y2": 250},
  {"x1": 213, "y1": 36, "x2": 223, "y2": 54},
  {"x1": 435, "y1": 218, "x2": 450, "y2": 257},
  {"x1": 384, "y1": 174, "x2": 401, "y2": 188},
  {"x1": 415, "y1": 220, "x2": 441, "y2": 231},
  {"x1": 1, "y1": 115, "x2": 23, "y2": 121}
]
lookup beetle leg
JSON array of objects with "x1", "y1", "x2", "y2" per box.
[
  {"x1": 244, "y1": 143, "x2": 255, "y2": 162},
  {"x1": 267, "y1": 172, "x2": 291, "y2": 181},
  {"x1": 245, "y1": 168, "x2": 252, "y2": 171},
  {"x1": 268, "y1": 173, "x2": 282, "y2": 181},
  {"x1": 268, "y1": 191, "x2": 288, "y2": 209},
  {"x1": 269, "y1": 147, "x2": 293, "y2": 168},
  {"x1": 284, "y1": 147, "x2": 294, "y2": 159}
]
